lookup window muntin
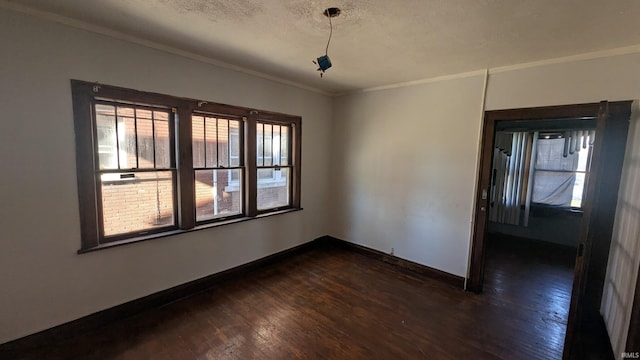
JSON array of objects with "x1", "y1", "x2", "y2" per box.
[
  {"x1": 93, "y1": 102, "x2": 177, "y2": 238},
  {"x1": 192, "y1": 115, "x2": 244, "y2": 222}
]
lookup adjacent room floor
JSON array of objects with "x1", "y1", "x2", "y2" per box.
[
  {"x1": 483, "y1": 234, "x2": 576, "y2": 359},
  {"x1": 5, "y1": 239, "x2": 577, "y2": 360}
]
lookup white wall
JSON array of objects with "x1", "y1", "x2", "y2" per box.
[
  {"x1": 332, "y1": 53, "x2": 640, "y2": 353},
  {"x1": 0, "y1": 8, "x2": 332, "y2": 344},
  {"x1": 331, "y1": 76, "x2": 486, "y2": 277},
  {"x1": 485, "y1": 54, "x2": 640, "y2": 110}
]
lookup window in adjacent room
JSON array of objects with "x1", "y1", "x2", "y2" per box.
[{"x1": 532, "y1": 131, "x2": 594, "y2": 209}]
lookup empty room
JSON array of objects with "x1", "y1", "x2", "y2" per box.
[{"x1": 1, "y1": 1, "x2": 640, "y2": 359}]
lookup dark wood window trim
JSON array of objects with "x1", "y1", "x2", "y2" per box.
[
  {"x1": 77, "y1": 208, "x2": 303, "y2": 254},
  {"x1": 72, "y1": 80, "x2": 302, "y2": 253}
]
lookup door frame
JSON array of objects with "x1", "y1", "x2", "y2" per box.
[{"x1": 466, "y1": 101, "x2": 632, "y2": 358}]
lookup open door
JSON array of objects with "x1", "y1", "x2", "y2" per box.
[
  {"x1": 467, "y1": 101, "x2": 632, "y2": 359},
  {"x1": 562, "y1": 102, "x2": 631, "y2": 359}
]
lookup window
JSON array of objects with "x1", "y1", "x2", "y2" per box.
[
  {"x1": 256, "y1": 121, "x2": 291, "y2": 211},
  {"x1": 95, "y1": 103, "x2": 177, "y2": 238},
  {"x1": 192, "y1": 115, "x2": 244, "y2": 222},
  {"x1": 72, "y1": 81, "x2": 301, "y2": 252},
  {"x1": 532, "y1": 131, "x2": 594, "y2": 208}
]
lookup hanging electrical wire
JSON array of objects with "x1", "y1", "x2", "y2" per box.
[
  {"x1": 314, "y1": 7, "x2": 340, "y2": 77},
  {"x1": 325, "y1": 12, "x2": 333, "y2": 57}
]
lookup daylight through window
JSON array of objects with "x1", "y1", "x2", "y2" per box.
[{"x1": 72, "y1": 81, "x2": 301, "y2": 252}]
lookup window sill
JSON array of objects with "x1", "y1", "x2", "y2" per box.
[
  {"x1": 529, "y1": 203, "x2": 584, "y2": 217},
  {"x1": 77, "y1": 207, "x2": 303, "y2": 254}
]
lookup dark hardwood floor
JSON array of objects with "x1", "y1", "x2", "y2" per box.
[
  {"x1": 4, "y1": 238, "x2": 577, "y2": 360},
  {"x1": 484, "y1": 235, "x2": 576, "y2": 360}
]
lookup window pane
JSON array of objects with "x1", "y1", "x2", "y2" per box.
[
  {"x1": 117, "y1": 106, "x2": 134, "y2": 118},
  {"x1": 571, "y1": 172, "x2": 586, "y2": 208},
  {"x1": 280, "y1": 126, "x2": 288, "y2": 166},
  {"x1": 95, "y1": 104, "x2": 117, "y2": 170},
  {"x1": 137, "y1": 118, "x2": 154, "y2": 168},
  {"x1": 535, "y1": 138, "x2": 579, "y2": 171},
  {"x1": 273, "y1": 125, "x2": 281, "y2": 165},
  {"x1": 218, "y1": 119, "x2": 229, "y2": 168},
  {"x1": 118, "y1": 115, "x2": 137, "y2": 169},
  {"x1": 258, "y1": 168, "x2": 274, "y2": 179},
  {"x1": 136, "y1": 108, "x2": 152, "y2": 119},
  {"x1": 229, "y1": 120, "x2": 240, "y2": 167},
  {"x1": 195, "y1": 169, "x2": 243, "y2": 221},
  {"x1": 264, "y1": 124, "x2": 272, "y2": 166},
  {"x1": 101, "y1": 171, "x2": 175, "y2": 236},
  {"x1": 192, "y1": 116, "x2": 205, "y2": 168},
  {"x1": 533, "y1": 135, "x2": 591, "y2": 208},
  {"x1": 257, "y1": 123, "x2": 264, "y2": 166},
  {"x1": 154, "y1": 111, "x2": 171, "y2": 168},
  {"x1": 532, "y1": 170, "x2": 575, "y2": 207},
  {"x1": 205, "y1": 117, "x2": 218, "y2": 168},
  {"x1": 257, "y1": 168, "x2": 290, "y2": 210}
]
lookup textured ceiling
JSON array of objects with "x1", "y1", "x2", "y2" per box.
[{"x1": 6, "y1": 0, "x2": 640, "y2": 94}]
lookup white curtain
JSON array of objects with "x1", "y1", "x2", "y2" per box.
[
  {"x1": 489, "y1": 132, "x2": 528, "y2": 225},
  {"x1": 490, "y1": 130, "x2": 593, "y2": 226},
  {"x1": 532, "y1": 138, "x2": 580, "y2": 206}
]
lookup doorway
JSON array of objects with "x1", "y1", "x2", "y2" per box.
[
  {"x1": 467, "y1": 101, "x2": 632, "y2": 359},
  {"x1": 485, "y1": 121, "x2": 594, "y2": 358}
]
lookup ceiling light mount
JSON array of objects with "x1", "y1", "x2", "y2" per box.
[{"x1": 324, "y1": 7, "x2": 341, "y2": 18}]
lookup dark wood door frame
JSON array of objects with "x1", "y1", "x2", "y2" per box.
[{"x1": 466, "y1": 101, "x2": 632, "y2": 358}]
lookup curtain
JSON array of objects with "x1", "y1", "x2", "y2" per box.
[
  {"x1": 532, "y1": 138, "x2": 580, "y2": 206},
  {"x1": 489, "y1": 130, "x2": 593, "y2": 226},
  {"x1": 489, "y1": 132, "x2": 529, "y2": 225}
]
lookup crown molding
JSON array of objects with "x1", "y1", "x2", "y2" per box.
[
  {"x1": 488, "y1": 44, "x2": 640, "y2": 75},
  {"x1": 355, "y1": 70, "x2": 487, "y2": 94},
  {"x1": 3, "y1": 0, "x2": 640, "y2": 98},
  {"x1": 344, "y1": 45, "x2": 640, "y2": 96}
]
